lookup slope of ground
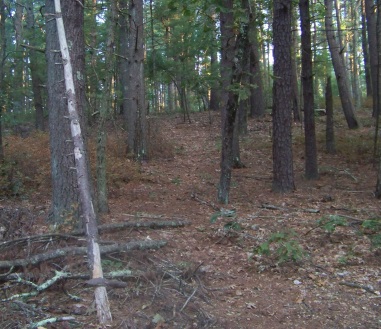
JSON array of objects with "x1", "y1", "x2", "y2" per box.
[{"x1": 1, "y1": 110, "x2": 381, "y2": 328}]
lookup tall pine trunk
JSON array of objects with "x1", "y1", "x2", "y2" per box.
[
  {"x1": 300, "y1": 0, "x2": 318, "y2": 179},
  {"x1": 272, "y1": 0, "x2": 295, "y2": 192},
  {"x1": 53, "y1": 0, "x2": 112, "y2": 323},
  {"x1": 324, "y1": 0, "x2": 359, "y2": 129},
  {"x1": 46, "y1": 0, "x2": 87, "y2": 224}
]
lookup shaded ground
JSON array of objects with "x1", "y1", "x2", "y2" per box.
[{"x1": 1, "y1": 110, "x2": 381, "y2": 328}]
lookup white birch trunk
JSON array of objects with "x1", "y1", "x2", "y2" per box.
[{"x1": 53, "y1": 0, "x2": 112, "y2": 324}]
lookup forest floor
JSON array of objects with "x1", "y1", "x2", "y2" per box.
[{"x1": 1, "y1": 109, "x2": 381, "y2": 328}]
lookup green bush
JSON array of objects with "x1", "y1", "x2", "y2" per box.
[{"x1": 254, "y1": 230, "x2": 307, "y2": 264}]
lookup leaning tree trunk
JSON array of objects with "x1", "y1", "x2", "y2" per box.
[
  {"x1": 325, "y1": 0, "x2": 359, "y2": 129},
  {"x1": 53, "y1": 0, "x2": 112, "y2": 324},
  {"x1": 272, "y1": 0, "x2": 295, "y2": 192}
]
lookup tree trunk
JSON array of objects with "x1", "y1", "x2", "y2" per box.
[
  {"x1": 325, "y1": 76, "x2": 336, "y2": 154},
  {"x1": 209, "y1": 16, "x2": 220, "y2": 112},
  {"x1": 53, "y1": 0, "x2": 112, "y2": 324},
  {"x1": 248, "y1": 0, "x2": 265, "y2": 118},
  {"x1": 25, "y1": 2, "x2": 45, "y2": 131},
  {"x1": 291, "y1": 14, "x2": 300, "y2": 122},
  {"x1": 218, "y1": 0, "x2": 235, "y2": 204},
  {"x1": 374, "y1": 0, "x2": 381, "y2": 197},
  {"x1": 12, "y1": 3, "x2": 25, "y2": 114},
  {"x1": 300, "y1": 0, "x2": 318, "y2": 179},
  {"x1": 365, "y1": 0, "x2": 378, "y2": 115},
  {"x1": 125, "y1": 0, "x2": 148, "y2": 161},
  {"x1": 361, "y1": 0, "x2": 373, "y2": 97},
  {"x1": 0, "y1": 0, "x2": 5, "y2": 160},
  {"x1": 324, "y1": 0, "x2": 359, "y2": 129},
  {"x1": 350, "y1": 0, "x2": 361, "y2": 109},
  {"x1": 272, "y1": 0, "x2": 295, "y2": 192},
  {"x1": 96, "y1": 0, "x2": 117, "y2": 214},
  {"x1": 46, "y1": 0, "x2": 86, "y2": 224}
]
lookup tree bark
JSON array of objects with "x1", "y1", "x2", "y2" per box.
[
  {"x1": 46, "y1": 0, "x2": 84, "y2": 224},
  {"x1": 125, "y1": 0, "x2": 148, "y2": 161},
  {"x1": 299, "y1": 0, "x2": 318, "y2": 179},
  {"x1": 272, "y1": 0, "x2": 295, "y2": 192},
  {"x1": 53, "y1": 0, "x2": 112, "y2": 324},
  {"x1": 324, "y1": 0, "x2": 359, "y2": 129},
  {"x1": 96, "y1": 0, "x2": 117, "y2": 214},
  {"x1": 248, "y1": 0, "x2": 265, "y2": 118},
  {"x1": 0, "y1": 0, "x2": 6, "y2": 160},
  {"x1": 26, "y1": 2, "x2": 45, "y2": 131},
  {"x1": 325, "y1": 76, "x2": 336, "y2": 154},
  {"x1": 365, "y1": 0, "x2": 378, "y2": 115},
  {"x1": 375, "y1": 0, "x2": 381, "y2": 198},
  {"x1": 361, "y1": 0, "x2": 373, "y2": 97},
  {"x1": 218, "y1": 0, "x2": 236, "y2": 204}
]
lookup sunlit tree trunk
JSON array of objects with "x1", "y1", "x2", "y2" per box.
[
  {"x1": 325, "y1": 0, "x2": 359, "y2": 129},
  {"x1": 272, "y1": 0, "x2": 295, "y2": 192}
]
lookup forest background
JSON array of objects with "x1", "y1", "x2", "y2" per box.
[{"x1": 1, "y1": 0, "x2": 381, "y2": 328}]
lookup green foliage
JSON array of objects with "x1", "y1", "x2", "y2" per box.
[
  {"x1": 0, "y1": 160, "x2": 25, "y2": 197},
  {"x1": 170, "y1": 176, "x2": 181, "y2": 185},
  {"x1": 316, "y1": 215, "x2": 348, "y2": 233},
  {"x1": 254, "y1": 230, "x2": 307, "y2": 264},
  {"x1": 101, "y1": 259, "x2": 124, "y2": 271},
  {"x1": 210, "y1": 208, "x2": 242, "y2": 232},
  {"x1": 210, "y1": 208, "x2": 236, "y2": 223},
  {"x1": 362, "y1": 218, "x2": 381, "y2": 249}
]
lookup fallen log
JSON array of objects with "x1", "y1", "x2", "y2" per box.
[{"x1": 0, "y1": 239, "x2": 167, "y2": 270}]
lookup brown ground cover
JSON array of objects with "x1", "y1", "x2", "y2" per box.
[{"x1": 1, "y1": 110, "x2": 381, "y2": 328}]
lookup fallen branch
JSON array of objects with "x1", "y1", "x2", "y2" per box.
[
  {"x1": 0, "y1": 219, "x2": 187, "y2": 251},
  {"x1": 339, "y1": 281, "x2": 379, "y2": 295},
  {"x1": 0, "y1": 239, "x2": 167, "y2": 270},
  {"x1": 191, "y1": 192, "x2": 220, "y2": 211},
  {"x1": 28, "y1": 316, "x2": 77, "y2": 329},
  {"x1": 97, "y1": 219, "x2": 190, "y2": 233}
]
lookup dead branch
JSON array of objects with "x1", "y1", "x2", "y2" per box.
[
  {"x1": 191, "y1": 192, "x2": 220, "y2": 211},
  {"x1": 339, "y1": 281, "x2": 378, "y2": 295},
  {"x1": 29, "y1": 316, "x2": 77, "y2": 329},
  {"x1": 0, "y1": 219, "x2": 188, "y2": 251},
  {"x1": 0, "y1": 240, "x2": 167, "y2": 270},
  {"x1": 97, "y1": 219, "x2": 190, "y2": 233}
]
